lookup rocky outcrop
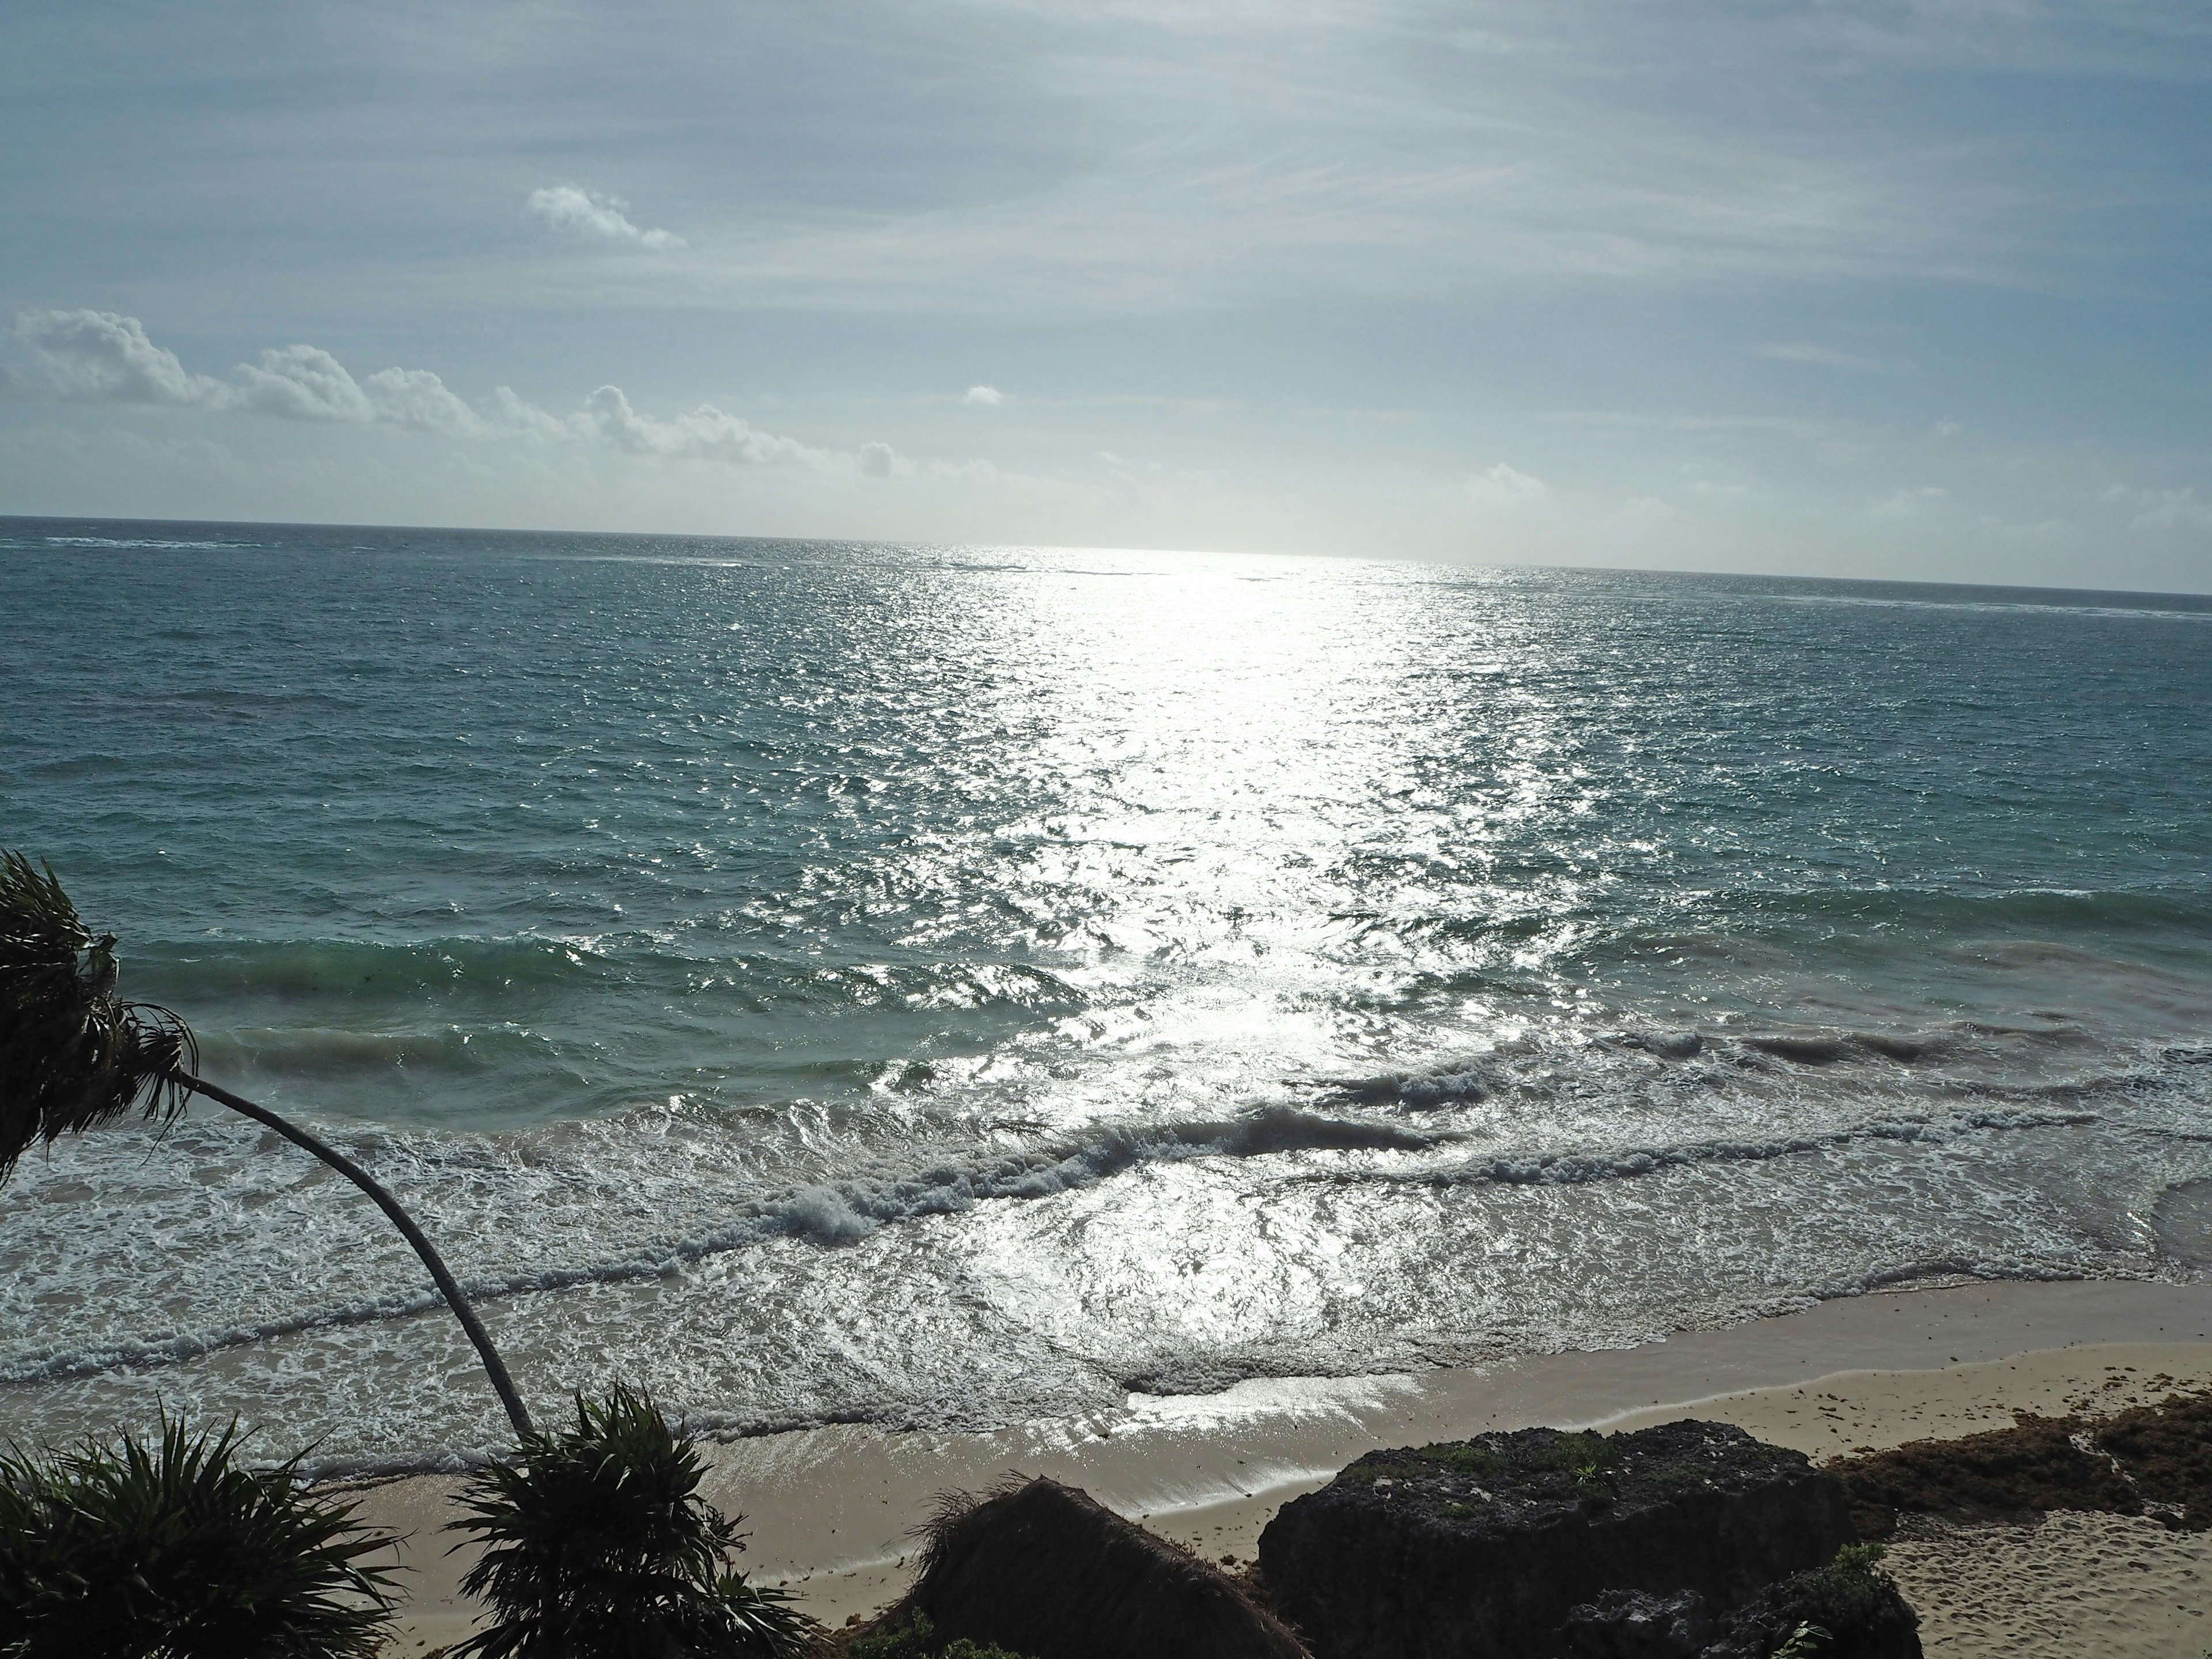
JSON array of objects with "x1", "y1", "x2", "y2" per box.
[
  {"x1": 1256, "y1": 1420, "x2": 1858, "y2": 1659},
  {"x1": 1557, "y1": 1588, "x2": 1714, "y2": 1657},
  {"x1": 1698, "y1": 1549, "x2": 1922, "y2": 1659},
  {"x1": 899, "y1": 1476, "x2": 1309, "y2": 1659}
]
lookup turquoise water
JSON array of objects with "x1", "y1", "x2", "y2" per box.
[{"x1": 3, "y1": 517, "x2": 2210, "y2": 1468}]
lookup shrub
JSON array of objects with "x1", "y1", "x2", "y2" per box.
[
  {"x1": 449, "y1": 1385, "x2": 815, "y2": 1658},
  {"x1": 846, "y1": 1609, "x2": 1033, "y2": 1659},
  {"x1": 0, "y1": 1415, "x2": 397, "y2": 1658}
]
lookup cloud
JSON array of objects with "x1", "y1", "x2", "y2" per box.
[
  {"x1": 1872, "y1": 485, "x2": 1947, "y2": 520},
  {"x1": 363, "y1": 367, "x2": 482, "y2": 435},
  {"x1": 11, "y1": 309, "x2": 230, "y2": 406},
  {"x1": 1467, "y1": 461, "x2": 1546, "y2": 503},
  {"x1": 488, "y1": 385, "x2": 572, "y2": 441},
  {"x1": 576, "y1": 385, "x2": 830, "y2": 467},
  {"x1": 524, "y1": 186, "x2": 685, "y2": 251},
  {"x1": 1757, "y1": 342, "x2": 1899, "y2": 371},
  {"x1": 1612, "y1": 495, "x2": 1680, "y2": 528},
  {"x1": 964, "y1": 385, "x2": 1006, "y2": 406},
  {"x1": 2104, "y1": 484, "x2": 2212, "y2": 531},
  {"x1": 5, "y1": 308, "x2": 922, "y2": 484},
  {"x1": 232, "y1": 344, "x2": 376, "y2": 422}
]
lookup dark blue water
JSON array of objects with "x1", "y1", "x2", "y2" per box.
[{"x1": 4, "y1": 517, "x2": 2210, "y2": 1468}]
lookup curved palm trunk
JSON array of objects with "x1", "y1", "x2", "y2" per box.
[{"x1": 175, "y1": 1072, "x2": 536, "y2": 1440}]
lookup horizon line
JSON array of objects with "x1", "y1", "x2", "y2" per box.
[{"x1": 5, "y1": 510, "x2": 2209, "y2": 606}]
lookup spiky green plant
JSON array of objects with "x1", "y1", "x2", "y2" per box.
[
  {"x1": 448, "y1": 1387, "x2": 815, "y2": 1658},
  {"x1": 0, "y1": 851, "x2": 533, "y2": 1437},
  {"x1": 0, "y1": 1415, "x2": 397, "y2": 1658}
]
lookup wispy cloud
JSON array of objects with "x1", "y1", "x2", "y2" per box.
[
  {"x1": 964, "y1": 385, "x2": 1006, "y2": 406},
  {"x1": 2104, "y1": 483, "x2": 2212, "y2": 531},
  {"x1": 1872, "y1": 485, "x2": 1948, "y2": 520},
  {"x1": 1467, "y1": 462, "x2": 1546, "y2": 503},
  {"x1": 524, "y1": 186, "x2": 685, "y2": 251},
  {"x1": 1758, "y1": 342, "x2": 1906, "y2": 372}
]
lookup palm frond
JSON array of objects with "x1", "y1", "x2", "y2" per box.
[
  {"x1": 0, "y1": 1412, "x2": 399, "y2": 1657},
  {"x1": 0, "y1": 851, "x2": 197, "y2": 1180},
  {"x1": 449, "y1": 1386, "x2": 817, "y2": 1658}
]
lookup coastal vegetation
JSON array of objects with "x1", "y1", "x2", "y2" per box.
[
  {"x1": 448, "y1": 1386, "x2": 810, "y2": 1658},
  {"x1": 0, "y1": 1416, "x2": 397, "y2": 1657},
  {"x1": 1830, "y1": 1393, "x2": 2212, "y2": 1534},
  {"x1": 0, "y1": 855, "x2": 813, "y2": 1656}
]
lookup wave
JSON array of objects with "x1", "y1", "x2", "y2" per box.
[
  {"x1": 1358, "y1": 1107, "x2": 2099, "y2": 1193},
  {"x1": 1357, "y1": 887, "x2": 2212, "y2": 988},
  {"x1": 1688, "y1": 885, "x2": 2212, "y2": 940},
  {"x1": 195, "y1": 1024, "x2": 556, "y2": 1078},
  {"x1": 131, "y1": 933, "x2": 1090, "y2": 1018},
  {"x1": 0, "y1": 1094, "x2": 2127, "y2": 1392},
  {"x1": 34, "y1": 535, "x2": 262, "y2": 551},
  {"x1": 134, "y1": 935, "x2": 622, "y2": 998},
  {"x1": 1308, "y1": 1019, "x2": 2115, "y2": 1115}
]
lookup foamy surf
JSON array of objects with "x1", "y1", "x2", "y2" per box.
[{"x1": 3, "y1": 521, "x2": 2209, "y2": 1469}]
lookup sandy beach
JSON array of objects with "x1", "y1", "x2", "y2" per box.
[{"x1": 354, "y1": 1278, "x2": 2212, "y2": 1656}]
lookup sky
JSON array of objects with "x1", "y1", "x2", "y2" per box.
[{"x1": 1, "y1": 0, "x2": 2209, "y2": 589}]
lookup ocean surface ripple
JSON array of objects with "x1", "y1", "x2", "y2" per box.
[{"x1": 3, "y1": 519, "x2": 2210, "y2": 1470}]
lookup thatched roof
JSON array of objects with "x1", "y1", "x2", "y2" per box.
[{"x1": 894, "y1": 1476, "x2": 1309, "y2": 1659}]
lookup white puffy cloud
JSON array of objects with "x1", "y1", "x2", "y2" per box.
[
  {"x1": 10, "y1": 309, "x2": 230, "y2": 407},
  {"x1": 488, "y1": 385, "x2": 573, "y2": 441},
  {"x1": 576, "y1": 385, "x2": 830, "y2": 467},
  {"x1": 524, "y1": 186, "x2": 685, "y2": 251},
  {"x1": 964, "y1": 385, "x2": 1006, "y2": 406},
  {"x1": 363, "y1": 367, "x2": 482, "y2": 434},
  {"x1": 232, "y1": 344, "x2": 376, "y2": 422},
  {"x1": 1467, "y1": 461, "x2": 1546, "y2": 503},
  {"x1": 6, "y1": 308, "x2": 910, "y2": 482}
]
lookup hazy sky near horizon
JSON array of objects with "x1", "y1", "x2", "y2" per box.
[{"x1": 2, "y1": 1, "x2": 2209, "y2": 588}]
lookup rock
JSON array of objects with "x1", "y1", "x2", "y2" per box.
[
  {"x1": 1700, "y1": 1547, "x2": 1922, "y2": 1659},
  {"x1": 1558, "y1": 1588, "x2": 1713, "y2": 1657},
  {"x1": 899, "y1": 1476, "x2": 1309, "y2": 1659},
  {"x1": 1257, "y1": 1420, "x2": 1854, "y2": 1659}
]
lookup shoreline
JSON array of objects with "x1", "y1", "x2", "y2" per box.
[{"x1": 355, "y1": 1277, "x2": 2212, "y2": 1652}]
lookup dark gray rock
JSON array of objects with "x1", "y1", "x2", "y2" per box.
[
  {"x1": 1558, "y1": 1589, "x2": 1713, "y2": 1657},
  {"x1": 1700, "y1": 1551, "x2": 1921, "y2": 1659},
  {"x1": 902, "y1": 1476, "x2": 1310, "y2": 1659},
  {"x1": 1256, "y1": 1419, "x2": 1855, "y2": 1659}
]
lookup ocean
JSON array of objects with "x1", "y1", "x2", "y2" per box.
[{"x1": 3, "y1": 517, "x2": 2210, "y2": 1471}]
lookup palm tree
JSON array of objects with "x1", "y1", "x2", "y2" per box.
[
  {"x1": 0, "y1": 851, "x2": 534, "y2": 1438},
  {"x1": 448, "y1": 1386, "x2": 813, "y2": 1658}
]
